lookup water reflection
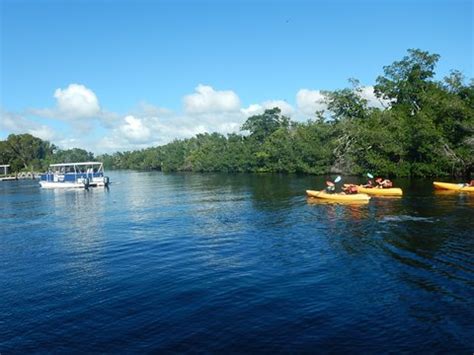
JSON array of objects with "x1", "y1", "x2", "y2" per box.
[{"x1": 45, "y1": 188, "x2": 109, "y2": 281}]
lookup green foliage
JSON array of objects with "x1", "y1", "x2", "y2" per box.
[
  {"x1": 2, "y1": 49, "x2": 473, "y2": 178},
  {"x1": 0, "y1": 134, "x2": 98, "y2": 173},
  {"x1": 52, "y1": 148, "x2": 94, "y2": 164},
  {"x1": 241, "y1": 107, "x2": 290, "y2": 143},
  {"x1": 0, "y1": 134, "x2": 56, "y2": 171},
  {"x1": 324, "y1": 80, "x2": 370, "y2": 121},
  {"x1": 374, "y1": 48, "x2": 440, "y2": 113}
]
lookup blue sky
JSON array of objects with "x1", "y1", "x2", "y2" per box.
[{"x1": 1, "y1": 0, "x2": 472, "y2": 152}]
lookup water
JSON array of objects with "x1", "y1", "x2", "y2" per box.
[{"x1": 1, "y1": 172, "x2": 473, "y2": 352}]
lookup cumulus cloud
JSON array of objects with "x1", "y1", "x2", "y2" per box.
[
  {"x1": 296, "y1": 89, "x2": 327, "y2": 116},
  {"x1": 98, "y1": 111, "x2": 246, "y2": 153},
  {"x1": 33, "y1": 83, "x2": 101, "y2": 120},
  {"x1": 97, "y1": 115, "x2": 210, "y2": 152},
  {"x1": 183, "y1": 85, "x2": 241, "y2": 114},
  {"x1": 54, "y1": 84, "x2": 101, "y2": 118},
  {"x1": 241, "y1": 104, "x2": 263, "y2": 117},
  {"x1": 118, "y1": 115, "x2": 151, "y2": 143}
]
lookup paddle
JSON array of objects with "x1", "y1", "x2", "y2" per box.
[
  {"x1": 367, "y1": 173, "x2": 374, "y2": 179},
  {"x1": 334, "y1": 175, "x2": 342, "y2": 183}
]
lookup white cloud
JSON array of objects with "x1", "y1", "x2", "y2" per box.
[
  {"x1": 241, "y1": 104, "x2": 262, "y2": 117},
  {"x1": 183, "y1": 84, "x2": 241, "y2": 114},
  {"x1": 358, "y1": 86, "x2": 392, "y2": 109},
  {"x1": 0, "y1": 110, "x2": 57, "y2": 141},
  {"x1": 97, "y1": 106, "x2": 246, "y2": 153},
  {"x1": 118, "y1": 115, "x2": 151, "y2": 143},
  {"x1": 296, "y1": 89, "x2": 327, "y2": 116},
  {"x1": 33, "y1": 83, "x2": 101, "y2": 120},
  {"x1": 241, "y1": 100, "x2": 294, "y2": 117},
  {"x1": 54, "y1": 84, "x2": 100, "y2": 118},
  {"x1": 262, "y1": 100, "x2": 294, "y2": 116}
]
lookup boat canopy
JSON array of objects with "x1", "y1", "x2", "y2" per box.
[{"x1": 49, "y1": 162, "x2": 103, "y2": 167}]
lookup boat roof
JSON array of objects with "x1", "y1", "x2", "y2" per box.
[
  {"x1": 0, "y1": 164, "x2": 10, "y2": 168},
  {"x1": 49, "y1": 162, "x2": 103, "y2": 167}
]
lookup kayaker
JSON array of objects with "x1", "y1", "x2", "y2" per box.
[
  {"x1": 381, "y1": 179, "x2": 393, "y2": 188},
  {"x1": 325, "y1": 181, "x2": 336, "y2": 194},
  {"x1": 375, "y1": 177, "x2": 383, "y2": 188},
  {"x1": 363, "y1": 179, "x2": 373, "y2": 188},
  {"x1": 342, "y1": 184, "x2": 358, "y2": 194},
  {"x1": 376, "y1": 177, "x2": 393, "y2": 188}
]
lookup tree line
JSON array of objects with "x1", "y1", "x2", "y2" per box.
[
  {"x1": 0, "y1": 135, "x2": 93, "y2": 173},
  {"x1": 1, "y1": 49, "x2": 473, "y2": 177}
]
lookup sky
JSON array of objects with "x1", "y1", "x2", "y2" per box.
[{"x1": 1, "y1": 0, "x2": 472, "y2": 153}]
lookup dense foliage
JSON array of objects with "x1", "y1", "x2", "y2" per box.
[
  {"x1": 0, "y1": 134, "x2": 95, "y2": 172},
  {"x1": 1, "y1": 49, "x2": 473, "y2": 177}
]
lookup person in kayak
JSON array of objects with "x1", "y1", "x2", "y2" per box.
[
  {"x1": 376, "y1": 177, "x2": 393, "y2": 188},
  {"x1": 325, "y1": 181, "x2": 336, "y2": 194},
  {"x1": 464, "y1": 180, "x2": 474, "y2": 187},
  {"x1": 375, "y1": 177, "x2": 383, "y2": 188},
  {"x1": 363, "y1": 179, "x2": 373, "y2": 188},
  {"x1": 342, "y1": 184, "x2": 358, "y2": 194},
  {"x1": 381, "y1": 179, "x2": 393, "y2": 188}
]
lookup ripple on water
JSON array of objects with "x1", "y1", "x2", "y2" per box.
[{"x1": 0, "y1": 173, "x2": 473, "y2": 352}]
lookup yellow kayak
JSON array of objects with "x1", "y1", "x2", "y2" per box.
[
  {"x1": 306, "y1": 190, "x2": 371, "y2": 202},
  {"x1": 433, "y1": 181, "x2": 474, "y2": 192},
  {"x1": 356, "y1": 186, "x2": 403, "y2": 196}
]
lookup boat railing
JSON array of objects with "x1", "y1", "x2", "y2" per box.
[{"x1": 40, "y1": 171, "x2": 104, "y2": 182}]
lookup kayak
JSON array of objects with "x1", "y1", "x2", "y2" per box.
[
  {"x1": 356, "y1": 186, "x2": 403, "y2": 196},
  {"x1": 433, "y1": 181, "x2": 474, "y2": 192},
  {"x1": 306, "y1": 190, "x2": 371, "y2": 202}
]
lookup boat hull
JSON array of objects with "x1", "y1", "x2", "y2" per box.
[
  {"x1": 306, "y1": 190, "x2": 371, "y2": 202},
  {"x1": 356, "y1": 186, "x2": 403, "y2": 196},
  {"x1": 40, "y1": 181, "x2": 87, "y2": 189},
  {"x1": 39, "y1": 178, "x2": 108, "y2": 189},
  {"x1": 433, "y1": 181, "x2": 474, "y2": 192}
]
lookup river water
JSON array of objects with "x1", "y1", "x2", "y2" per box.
[{"x1": 1, "y1": 172, "x2": 473, "y2": 352}]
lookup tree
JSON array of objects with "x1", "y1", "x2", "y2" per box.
[
  {"x1": 324, "y1": 79, "x2": 370, "y2": 121},
  {"x1": 241, "y1": 107, "x2": 290, "y2": 143},
  {"x1": 374, "y1": 48, "x2": 440, "y2": 113},
  {"x1": 52, "y1": 148, "x2": 94, "y2": 164},
  {"x1": 1, "y1": 134, "x2": 55, "y2": 171}
]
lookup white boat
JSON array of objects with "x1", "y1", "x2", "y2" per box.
[{"x1": 39, "y1": 162, "x2": 110, "y2": 189}]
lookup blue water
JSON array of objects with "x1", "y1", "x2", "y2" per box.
[{"x1": 1, "y1": 172, "x2": 473, "y2": 352}]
